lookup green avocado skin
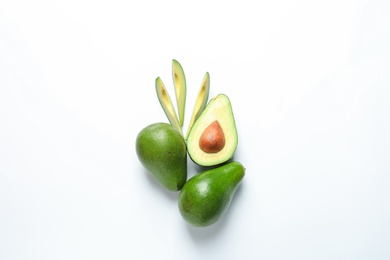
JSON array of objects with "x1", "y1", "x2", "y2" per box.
[
  {"x1": 178, "y1": 161, "x2": 245, "y2": 227},
  {"x1": 136, "y1": 122, "x2": 187, "y2": 191}
]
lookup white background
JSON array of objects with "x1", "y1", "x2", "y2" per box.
[{"x1": 1, "y1": 0, "x2": 389, "y2": 259}]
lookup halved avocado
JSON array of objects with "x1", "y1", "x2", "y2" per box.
[{"x1": 187, "y1": 94, "x2": 238, "y2": 166}]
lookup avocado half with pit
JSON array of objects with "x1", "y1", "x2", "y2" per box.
[{"x1": 187, "y1": 94, "x2": 238, "y2": 166}]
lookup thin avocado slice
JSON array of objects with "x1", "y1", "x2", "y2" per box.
[
  {"x1": 172, "y1": 59, "x2": 186, "y2": 127},
  {"x1": 155, "y1": 77, "x2": 182, "y2": 135},
  {"x1": 186, "y1": 72, "x2": 210, "y2": 139}
]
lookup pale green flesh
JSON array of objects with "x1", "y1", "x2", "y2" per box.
[
  {"x1": 172, "y1": 59, "x2": 186, "y2": 127},
  {"x1": 155, "y1": 77, "x2": 182, "y2": 135},
  {"x1": 186, "y1": 72, "x2": 210, "y2": 139},
  {"x1": 187, "y1": 94, "x2": 238, "y2": 166}
]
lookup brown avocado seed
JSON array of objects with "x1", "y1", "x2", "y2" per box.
[{"x1": 199, "y1": 120, "x2": 225, "y2": 153}]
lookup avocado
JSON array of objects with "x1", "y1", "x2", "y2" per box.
[
  {"x1": 155, "y1": 77, "x2": 182, "y2": 135},
  {"x1": 186, "y1": 94, "x2": 238, "y2": 166},
  {"x1": 172, "y1": 59, "x2": 186, "y2": 127},
  {"x1": 136, "y1": 122, "x2": 187, "y2": 191},
  {"x1": 185, "y1": 72, "x2": 210, "y2": 139},
  {"x1": 178, "y1": 161, "x2": 245, "y2": 227}
]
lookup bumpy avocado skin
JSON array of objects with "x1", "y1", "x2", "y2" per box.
[
  {"x1": 136, "y1": 123, "x2": 187, "y2": 191},
  {"x1": 178, "y1": 162, "x2": 245, "y2": 226}
]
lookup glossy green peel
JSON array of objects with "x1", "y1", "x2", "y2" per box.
[
  {"x1": 137, "y1": 60, "x2": 244, "y2": 228},
  {"x1": 155, "y1": 77, "x2": 182, "y2": 135},
  {"x1": 136, "y1": 123, "x2": 187, "y2": 191},
  {"x1": 172, "y1": 59, "x2": 186, "y2": 127},
  {"x1": 178, "y1": 161, "x2": 245, "y2": 227}
]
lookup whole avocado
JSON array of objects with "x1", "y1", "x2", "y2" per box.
[
  {"x1": 178, "y1": 161, "x2": 245, "y2": 226},
  {"x1": 136, "y1": 122, "x2": 187, "y2": 191}
]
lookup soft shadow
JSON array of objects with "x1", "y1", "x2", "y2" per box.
[
  {"x1": 192, "y1": 157, "x2": 236, "y2": 174},
  {"x1": 143, "y1": 168, "x2": 179, "y2": 202},
  {"x1": 184, "y1": 182, "x2": 245, "y2": 243},
  {"x1": 188, "y1": 143, "x2": 244, "y2": 177}
]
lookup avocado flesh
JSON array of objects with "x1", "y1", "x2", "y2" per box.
[
  {"x1": 187, "y1": 94, "x2": 238, "y2": 166},
  {"x1": 136, "y1": 122, "x2": 187, "y2": 191},
  {"x1": 186, "y1": 72, "x2": 210, "y2": 139},
  {"x1": 178, "y1": 161, "x2": 245, "y2": 227},
  {"x1": 172, "y1": 59, "x2": 186, "y2": 127},
  {"x1": 155, "y1": 77, "x2": 182, "y2": 135}
]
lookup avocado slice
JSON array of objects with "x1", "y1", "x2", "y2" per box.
[
  {"x1": 172, "y1": 59, "x2": 186, "y2": 127},
  {"x1": 187, "y1": 94, "x2": 238, "y2": 166},
  {"x1": 155, "y1": 77, "x2": 182, "y2": 135},
  {"x1": 185, "y1": 72, "x2": 210, "y2": 139}
]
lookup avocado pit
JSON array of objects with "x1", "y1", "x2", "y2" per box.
[{"x1": 199, "y1": 120, "x2": 225, "y2": 153}]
